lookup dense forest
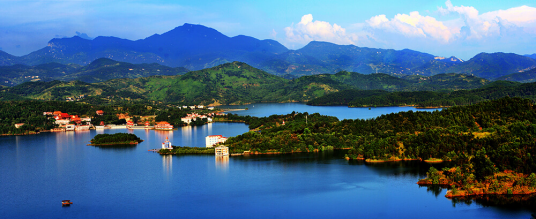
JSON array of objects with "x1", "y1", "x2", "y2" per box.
[
  {"x1": 222, "y1": 97, "x2": 536, "y2": 195},
  {"x1": 90, "y1": 133, "x2": 143, "y2": 145},
  {"x1": 308, "y1": 81, "x2": 536, "y2": 107}
]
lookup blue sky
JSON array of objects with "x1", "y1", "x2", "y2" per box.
[{"x1": 1, "y1": 0, "x2": 535, "y2": 60}]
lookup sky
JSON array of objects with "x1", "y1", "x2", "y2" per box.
[{"x1": 1, "y1": 0, "x2": 536, "y2": 60}]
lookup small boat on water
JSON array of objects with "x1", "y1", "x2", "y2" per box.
[{"x1": 62, "y1": 200, "x2": 73, "y2": 206}]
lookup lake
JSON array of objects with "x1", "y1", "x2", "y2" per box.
[{"x1": 0, "y1": 104, "x2": 533, "y2": 218}]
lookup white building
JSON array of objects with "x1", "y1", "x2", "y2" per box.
[
  {"x1": 206, "y1": 135, "x2": 228, "y2": 148},
  {"x1": 215, "y1": 146, "x2": 229, "y2": 156},
  {"x1": 55, "y1": 119, "x2": 71, "y2": 125},
  {"x1": 162, "y1": 136, "x2": 172, "y2": 150}
]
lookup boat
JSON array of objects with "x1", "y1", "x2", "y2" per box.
[{"x1": 62, "y1": 200, "x2": 73, "y2": 206}]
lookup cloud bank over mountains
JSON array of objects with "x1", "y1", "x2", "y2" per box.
[{"x1": 284, "y1": 0, "x2": 536, "y2": 59}]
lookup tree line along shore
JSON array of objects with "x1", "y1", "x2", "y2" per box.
[{"x1": 214, "y1": 97, "x2": 536, "y2": 197}]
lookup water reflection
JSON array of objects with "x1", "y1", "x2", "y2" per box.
[
  {"x1": 215, "y1": 156, "x2": 229, "y2": 171},
  {"x1": 162, "y1": 154, "x2": 172, "y2": 180},
  {"x1": 450, "y1": 194, "x2": 536, "y2": 212},
  {"x1": 419, "y1": 185, "x2": 448, "y2": 198},
  {"x1": 155, "y1": 130, "x2": 173, "y2": 146},
  {"x1": 359, "y1": 161, "x2": 430, "y2": 178},
  {"x1": 181, "y1": 126, "x2": 193, "y2": 146},
  {"x1": 94, "y1": 145, "x2": 137, "y2": 151}
]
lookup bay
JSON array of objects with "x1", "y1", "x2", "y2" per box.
[{"x1": 0, "y1": 103, "x2": 533, "y2": 218}]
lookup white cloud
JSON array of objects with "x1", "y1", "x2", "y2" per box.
[
  {"x1": 437, "y1": 0, "x2": 536, "y2": 39},
  {"x1": 357, "y1": 1, "x2": 536, "y2": 58},
  {"x1": 270, "y1": 29, "x2": 277, "y2": 39},
  {"x1": 284, "y1": 14, "x2": 357, "y2": 46},
  {"x1": 366, "y1": 11, "x2": 452, "y2": 43}
]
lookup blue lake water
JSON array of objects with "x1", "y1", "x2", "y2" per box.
[
  {"x1": 0, "y1": 104, "x2": 534, "y2": 218},
  {"x1": 220, "y1": 102, "x2": 440, "y2": 120}
]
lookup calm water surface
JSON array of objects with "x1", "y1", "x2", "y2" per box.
[
  {"x1": 0, "y1": 104, "x2": 533, "y2": 218},
  {"x1": 221, "y1": 102, "x2": 440, "y2": 120}
]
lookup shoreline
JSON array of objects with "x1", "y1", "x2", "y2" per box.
[{"x1": 87, "y1": 141, "x2": 142, "y2": 146}]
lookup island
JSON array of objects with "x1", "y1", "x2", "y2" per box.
[{"x1": 89, "y1": 133, "x2": 143, "y2": 146}]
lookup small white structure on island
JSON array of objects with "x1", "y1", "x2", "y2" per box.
[
  {"x1": 162, "y1": 136, "x2": 173, "y2": 150},
  {"x1": 206, "y1": 135, "x2": 228, "y2": 148},
  {"x1": 215, "y1": 145, "x2": 229, "y2": 156}
]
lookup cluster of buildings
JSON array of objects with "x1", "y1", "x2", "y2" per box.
[
  {"x1": 179, "y1": 105, "x2": 215, "y2": 110},
  {"x1": 65, "y1": 95, "x2": 86, "y2": 102},
  {"x1": 180, "y1": 112, "x2": 226, "y2": 125},
  {"x1": 42, "y1": 111, "x2": 93, "y2": 131}
]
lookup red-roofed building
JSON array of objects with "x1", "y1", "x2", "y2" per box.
[
  {"x1": 155, "y1": 121, "x2": 173, "y2": 130},
  {"x1": 96, "y1": 110, "x2": 104, "y2": 116}
]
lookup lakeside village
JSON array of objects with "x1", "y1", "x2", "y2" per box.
[{"x1": 20, "y1": 105, "x2": 224, "y2": 132}]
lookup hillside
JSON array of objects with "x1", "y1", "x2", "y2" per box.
[
  {"x1": 0, "y1": 58, "x2": 188, "y2": 85},
  {"x1": 1, "y1": 62, "x2": 499, "y2": 105},
  {"x1": 441, "y1": 53, "x2": 536, "y2": 80},
  {"x1": 0, "y1": 62, "x2": 350, "y2": 105},
  {"x1": 496, "y1": 68, "x2": 536, "y2": 83},
  {"x1": 307, "y1": 80, "x2": 536, "y2": 107}
]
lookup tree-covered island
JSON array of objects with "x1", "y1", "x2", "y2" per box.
[
  {"x1": 216, "y1": 97, "x2": 536, "y2": 197},
  {"x1": 89, "y1": 133, "x2": 143, "y2": 146}
]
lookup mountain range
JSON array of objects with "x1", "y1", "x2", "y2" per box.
[
  {"x1": 0, "y1": 62, "x2": 494, "y2": 105},
  {"x1": 1, "y1": 23, "x2": 536, "y2": 80}
]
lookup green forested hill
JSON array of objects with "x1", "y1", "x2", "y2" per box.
[
  {"x1": 308, "y1": 80, "x2": 536, "y2": 107},
  {"x1": 0, "y1": 62, "x2": 500, "y2": 106},
  {"x1": 497, "y1": 68, "x2": 536, "y2": 83},
  {"x1": 0, "y1": 62, "x2": 350, "y2": 105}
]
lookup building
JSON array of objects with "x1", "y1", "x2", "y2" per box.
[
  {"x1": 75, "y1": 125, "x2": 90, "y2": 131},
  {"x1": 206, "y1": 135, "x2": 228, "y2": 148},
  {"x1": 65, "y1": 124, "x2": 75, "y2": 131},
  {"x1": 14, "y1": 123, "x2": 25, "y2": 128},
  {"x1": 96, "y1": 110, "x2": 104, "y2": 116},
  {"x1": 162, "y1": 136, "x2": 173, "y2": 150},
  {"x1": 55, "y1": 119, "x2": 71, "y2": 125},
  {"x1": 215, "y1": 146, "x2": 229, "y2": 156},
  {"x1": 155, "y1": 121, "x2": 173, "y2": 130},
  {"x1": 181, "y1": 116, "x2": 194, "y2": 124}
]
